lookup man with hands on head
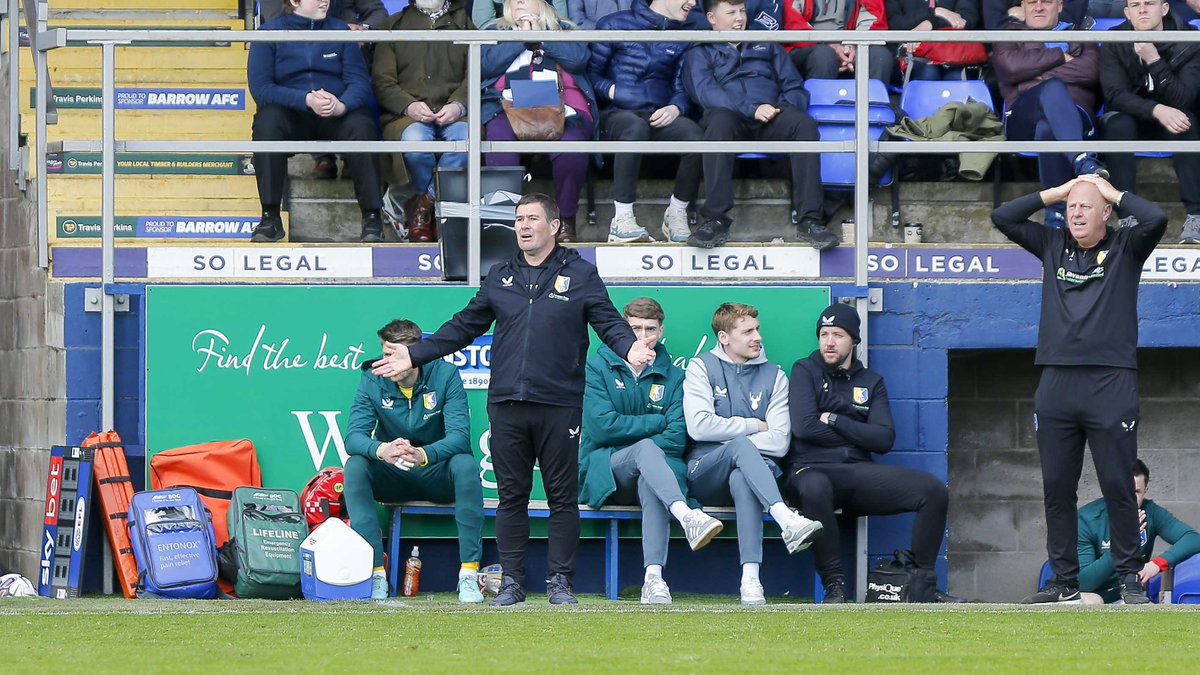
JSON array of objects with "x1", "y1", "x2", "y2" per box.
[
  {"x1": 344, "y1": 319, "x2": 485, "y2": 603},
  {"x1": 372, "y1": 193, "x2": 657, "y2": 607},
  {"x1": 993, "y1": 173, "x2": 1167, "y2": 605}
]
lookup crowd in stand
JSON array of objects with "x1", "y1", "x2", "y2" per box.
[{"x1": 246, "y1": 0, "x2": 1200, "y2": 247}]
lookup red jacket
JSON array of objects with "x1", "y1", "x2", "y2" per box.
[
  {"x1": 783, "y1": 0, "x2": 889, "y2": 51},
  {"x1": 992, "y1": 22, "x2": 1100, "y2": 113}
]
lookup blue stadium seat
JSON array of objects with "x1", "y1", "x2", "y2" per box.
[
  {"x1": 805, "y1": 78, "x2": 896, "y2": 125},
  {"x1": 383, "y1": 0, "x2": 409, "y2": 13},
  {"x1": 898, "y1": 79, "x2": 995, "y2": 121},
  {"x1": 818, "y1": 123, "x2": 891, "y2": 186},
  {"x1": 1172, "y1": 554, "x2": 1200, "y2": 604},
  {"x1": 1090, "y1": 17, "x2": 1124, "y2": 30},
  {"x1": 1192, "y1": 19, "x2": 1200, "y2": 30}
]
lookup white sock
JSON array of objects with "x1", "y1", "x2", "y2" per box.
[
  {"x1": 768, "y1": 502, "x2": 795, "y2": 525},
  {"x1": 667, "y1": 196, "x2": 688, "y2": 213},
  {"x1": 458, "y1": 569, "x2": 475, "y2": 579},
  {"x1": 742, "y1": 562, "x2": 760, "y2": 585},
  {"x1": 645, "y1": 565, "x2": 663, "y2": 581},
  {"x1": 614, "y1": 201, "x2": 635, "y2": 218},
  {"x1": 669, "y1": 501, "x2": 692, "y2": 523}
]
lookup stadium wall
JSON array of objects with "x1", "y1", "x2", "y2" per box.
[{"x1": 0, "y1": 61, "x2": 66, "y2": 577}]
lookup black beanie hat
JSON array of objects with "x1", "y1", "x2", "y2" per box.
[{"x1": 816, "y1": 303, "x2": 861, "y2": 343}]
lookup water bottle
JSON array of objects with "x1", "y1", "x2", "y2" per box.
[{"x1": 401, "y1": 546, "x2": 422, "y2": 597}]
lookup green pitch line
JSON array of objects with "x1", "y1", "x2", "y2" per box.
[{"x1": 1, "y1": 597, "x2": 1196, "y2": 673}]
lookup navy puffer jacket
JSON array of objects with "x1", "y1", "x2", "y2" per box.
[{"x1": 587, "y1": 0, "x2": 705, "y2": 114}]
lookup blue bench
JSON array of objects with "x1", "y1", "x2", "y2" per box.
[{"x1": 386, "y1": 499, "x2": 864, "y2": 601}]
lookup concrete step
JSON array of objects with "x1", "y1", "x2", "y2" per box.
[
  {"x1": 21, "y1": 46, "x2": 247, "y2": 79},
  {"x1": 48, "y1": 174, "x2": 258, "y2": 201},
  {"x1": 48, "y1": 0, "x2": 239, "y2": 10}
]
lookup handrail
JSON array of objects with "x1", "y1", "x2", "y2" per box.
[{"x1": 5, "y1": 0, "x2": 16, "y2": 174}]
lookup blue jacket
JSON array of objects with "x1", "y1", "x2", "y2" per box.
[
  {"x1": 407, "y1": 246, "x2": 637, "y2": 407},
  {"x1": 744, "y1": 0, "x2": 784, "y2": 30},
  {"x1": 479, "y1": 24, "x2": 597, "y2": 127},
  {"x1": 568, "y1": 0, "x2": 708, "y2": 29},
  {"x1": 587, "y1": 0, "x2": 706, "y2": 114},
  {"x1": 683, "y1": 41, "x2": 809, "y2": 119},
  {"x1": 247, "y1": 12, "x2": 372, "y2": 113}
]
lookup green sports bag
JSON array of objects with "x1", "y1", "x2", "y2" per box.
[{"x1": 220, "y1": 487, "x2": 306, "y2": 599}]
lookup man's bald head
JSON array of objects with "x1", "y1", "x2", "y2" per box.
[{"x1": 1065, "y1": 181, "x2": 1113, "y2": 248}]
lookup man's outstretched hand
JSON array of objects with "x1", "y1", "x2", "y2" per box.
[
  {"x1": 372, "y1": 341, "x2": 413, "y2": 378},
  {"x1": 626, "y1": 336, "x2": 656, "y2": 366}
]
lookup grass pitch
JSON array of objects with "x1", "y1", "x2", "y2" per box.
[{"x1": 1, "y1": 596, "x2": 1196, "y2": 673}]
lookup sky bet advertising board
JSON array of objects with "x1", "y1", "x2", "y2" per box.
[{"x1": 146, "y1": 286, "x2": 828, "y2": 515}]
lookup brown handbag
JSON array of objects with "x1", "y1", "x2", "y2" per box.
[{"x1": 500, "y1": 65, "x2": 566, "y2": 142}]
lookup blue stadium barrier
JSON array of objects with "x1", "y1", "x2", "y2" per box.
[{"x1": 1172, "y1": 554, "x2": 1200, "y2": 604}]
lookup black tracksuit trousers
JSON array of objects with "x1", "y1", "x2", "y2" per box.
[
  {"x1": 487, "y1": 401, "x2": 582, "y2": 587},
  {"x1": 1034, "y1": 366, "x2": 1141, "y2": 585}
]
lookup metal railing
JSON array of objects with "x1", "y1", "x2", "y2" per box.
[{"x1": 19, "y1": 25, "x2": 1200, "y2": 434}]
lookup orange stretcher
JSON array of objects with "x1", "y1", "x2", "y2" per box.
[{"x1": 84, "y1": 430, "x2": 139, "y2": 599}]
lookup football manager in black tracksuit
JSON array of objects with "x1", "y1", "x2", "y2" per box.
[
  {"x1": 993, "y1": 173, "x2": 1167, "y2": 604},
  {"x1": 785, "y1": 303, "x2": 952, "y2": 603},
  {"x1": 372, "y1": 192, "x2": 655, "y2": 607}
]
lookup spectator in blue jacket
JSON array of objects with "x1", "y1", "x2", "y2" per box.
[
  {"x1": 481, "y1": 0, "x2": 596, "y2": 243},
  {"x1": 683, "y1": 0, "x2": 836, "y2": 249},
  {"x1": 247, "y1": 0, "x2": 384, "y2": 243},
  {"x1": 568, "y1": 0, "x2": 709, "y2": 27},
  {"x1": 588, "y1": 0, "x2": 706, "y2": 244}
]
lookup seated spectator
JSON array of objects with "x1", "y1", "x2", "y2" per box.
[
  {"x1": 343, "y1": 319, "x2": 485, "y2": 602},
  {"x1": 683, "y1": 303, "x2": 823, "y2": 606},
  {"x1": 579, "y1": 297, "x2": 723, "y2": 605},
  {"x1": 1079, "y1": 460, "x2": 1200, "y2": 604},
  {"x1": 588, "y1": 0, "x2": 706, "y2": 244},
  {"x1": 1100, "y1": 0, "x2": 1200, "y2": 243},
  {"x1": 682, "y1": 0, "x2": 837, "y2": 249},
  {"x1": 478, "y1": 0, "x2": 570, "y2": 27},
  {"x1": 568, "y1": 0, "x2": 709, "y2": 27},
  {"x1": 258, "y1": 0, "x2": 388, "y2": 180},
  {"x1": 993, "y1": 0, "x2": 1105, "y2": 226},
  {"x1": 887, "y1": 0, "x2": 981, "y2": 81},
  {"x1": 373, "y1": 0, "x2": 473, "y2": 242},
  {"x1": 785, "y1": 304, "x2": 955, "y2": 603},
  {"x1": 983, "y1": 0, "x2": 1085, "y2": 28},
  {"x1": 785, "y1": 0, "x2": 893, "y2": 85},
  {"x1": 247, "y1": 0, "x2": 384, "y2": 243},
  {"x1": 481, "y1": 0, "x2": 595, "y2": 243}
]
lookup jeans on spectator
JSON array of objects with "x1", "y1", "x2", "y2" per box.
[
  {"x1": 1103, "y1": 110, "x2": 1200, "y2": 215},
  {"x1": 907, "y1": 60, "x2": 969, "y2": 82},
  {"x1": 485, "y1": 115, "x2": 595, "y2": 219},
  {"x1": 686, "y1": 437, "x2": 785, "y2": 565},
  {"x1": 342, "y1": 453, "x2": 484, "y2": 568},
  {"x1": 608, "y1": 439, "x2": 688, "y2": 568},
  {"x1": 251, "y1": 104, "x2": 382, "y2": 211},
  {"x1": 401, "y1": 121, "x2": 469, "y2": 195},
  {"x1": 600, "y1": 108, "x2": 703, "y2": 205},
  {"x1": 1005, "y1": 79, "x2": 1093, "y2": 190},
  {"x1": 789, "y1": 44, "x2": 895, "y2": 84},
  {"x1": 699, "y1": 106, "x2": 823, "y2": 226}
]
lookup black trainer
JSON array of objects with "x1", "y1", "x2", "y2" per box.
[
  {"x1": 251, "y1": 213, "x2": 285, "y2": 243},
  {"x1": 1073, "y1": 152, "x2": 1110, "y2": 179},
  {"x1": 360, "y1": 211, "x2": 384, "y2": 244},
  {"x1": 546, "y1": 573, "x2": 578, "y2": 605},
  {"x1": 489, "y1": 575, "x2": 526, "y2": 607},
  {"x1": 821, "y1": 579, "x2": 847, "y2": 604},
  {"x1": 798, "y1": 217, "x2": 840, "y2": 251},
  {"x1": 1120, "y1": 573, "x2": 1150, "y2": 604},
  {"x1": 1021, "y1": 582, "x2": 1081, "y2": 604},
  {"x1": 687, "y1": 219, "x2": 731, "y2": 249},
  {"x1": 936, "y1": 590, "x2": 968, "y2": 603}
]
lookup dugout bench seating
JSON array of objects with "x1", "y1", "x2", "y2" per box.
[{"x1": 385, "y1": 499, "x2": 865, "y2": 601}]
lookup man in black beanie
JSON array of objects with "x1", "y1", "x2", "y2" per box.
[{"x1": 784, "y1": 303, "x2": 954, "y2": 603}]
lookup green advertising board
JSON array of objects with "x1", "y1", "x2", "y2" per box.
[{"x1": 145, "y1": 285, "x2": 829, "y2": 522}]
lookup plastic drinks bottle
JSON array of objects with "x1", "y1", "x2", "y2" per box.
[{"x1": 401, "y1": 546, "x2": 422, "y2": 597}]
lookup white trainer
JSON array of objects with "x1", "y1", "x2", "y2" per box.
[
  {"x1": 740, "y1": 580, "x2": 766, "y2": 606},
  {"x1": 780, "y1": 510, "x2": 824, "y2": 554},
  {"x1": 1181, "y1": 213, "x2": 1200, "y2": 244},
  {"x1": 681, "y1": 509, "x2": 723, "y2": 551},
  {"x1": 640, "y1": 575, "x2": 673, "y2": 605},
  {"x1": 608, "y1": 213, "x2": 652, "y2": 243},
  {"x1": 661, "y1": 208, "x2": 691, "y2": 243}
]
